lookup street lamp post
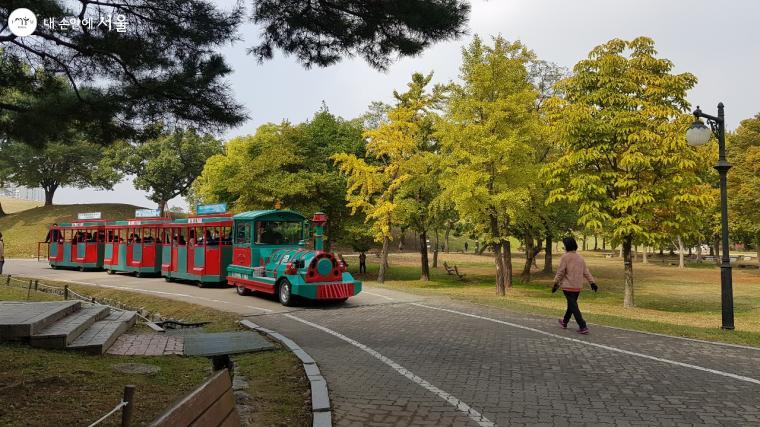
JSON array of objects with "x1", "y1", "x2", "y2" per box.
[{"x1": 686, "y1": 102, "x2": 734, "y2": 330}]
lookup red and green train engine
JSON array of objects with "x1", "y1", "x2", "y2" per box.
[{"x1": 226, "y1": 211, "x2": 362, "y2": 306}]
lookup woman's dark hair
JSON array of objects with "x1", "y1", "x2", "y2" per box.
[{"x1": 562, "y1": 236, "x2": 578, "y2": 252}]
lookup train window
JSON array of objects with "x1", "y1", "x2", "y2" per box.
[
  {"x1": 144, "y1": 228, "x2": 155, "y2": 245},
  {"x1": 221, "y1": 226, "x2": 232, "y2": 245},
  {"x1": 235, "y1": 222, "x2": 252, "y2": 245},
  {"x1": 256, "y1": 221, "x2": 302, "y2": 245},
  {"x1": 205, "y1": 227, "x2": 221, "y2": 246}
]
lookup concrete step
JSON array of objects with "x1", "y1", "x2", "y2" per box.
[
  {"x1": 67, "y1": 310, "x2": 138, "y2": 354},
  {"x1": 0, "y1": 301, "x2": 81, "y2": 340},
  {"x1": 30, "y1": 305, "x2": 111, "y2": 349}
]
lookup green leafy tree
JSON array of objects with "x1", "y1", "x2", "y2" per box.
[
  {"x1": 194, "y1": 109, "x2": 366, "y2": 251},
  {"x1": 335, "y1": 73, "x2": 443, "y2": 282},
  {"x1": 437, "y1": 36, "x2": 538, "y2": 295},
  {"x1": 0, "y1": 139, "x2": 120, "y2": 205},
  {"x1": 728, "y1": 114, "x2": 760, "y2": 265},
  {"x1": 107, "y1": 129, "x2": 223, "y2": 215},
  {"x1": 546, "y1": 37, "x2": 702, "y2": 307}
]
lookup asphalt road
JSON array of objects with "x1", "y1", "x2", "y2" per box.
[{"x1": 7, "y1": 259, "x2": 760, "y2": 426}]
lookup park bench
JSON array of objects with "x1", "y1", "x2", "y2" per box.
[
  {"x1": 443, "y1": 262, "x2": 465, "y2": 280},
  {"x1": 602, "y1": 252, "x2": 614, "y2": 258},
  {"x1": 150, "y1": 368, "x2": 239, "y2": 427}
]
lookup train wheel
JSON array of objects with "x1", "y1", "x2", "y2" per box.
[
  {"x1": 135, "y1": 272, "x2": 142, "y2": 278},
  {"x1": 78, "y1": 266, "x2": 85, "y2": 272},
  {"x1": 106, "y1": 269, "x2": 114, "y2": 275},
  {"x1": 196, "y1": 281, "x2": 206, "y2": 288},
  {"x1": 236, "y1": 286, "x2": 250, "y2": 296},
  {"x1": 164, "y1": 276, "x2": 174, "y2": 282},
  {"x1": 278, "y1": 279, "x2": 294, "y2": 307}
]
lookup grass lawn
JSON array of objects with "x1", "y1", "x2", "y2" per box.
[
  {"x1": 0, "y1": 283, "x2": 310, "y2": 426},
  {"x1": 0, "y1": 197, "x2": 43, "y2": 214},
  {"x1": 0, "y1": 203, "x2": 146, "y2": 258},
  {"x1": 351, "y1": 251, "x2": 760, "y2": 347}
]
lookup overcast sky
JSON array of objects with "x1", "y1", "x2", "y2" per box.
[{"x1": 56, "y1": 0, "x2": 760, "y2": 209}]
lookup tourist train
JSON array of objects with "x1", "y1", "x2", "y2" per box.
[{"x1": 44, "y1": 207, "x2": 362, "y2": 306}]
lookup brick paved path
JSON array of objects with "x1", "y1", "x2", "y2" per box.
[
  {"x1": 8, "y1": 260, "x2": 760, "y2": 426},
  {"x1": 253, "y1": 301, "x2": 760, "y2": 426},
  {"x1": 107, "y1": 333, "x2": 184, "y2": 356}
]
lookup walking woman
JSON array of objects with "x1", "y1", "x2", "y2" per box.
[{"x1": 552, "y1": 236, "x2": 598, "y2": 334}]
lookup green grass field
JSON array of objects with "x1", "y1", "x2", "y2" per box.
[
  {"x1": 0, "y1": 203, "x2": 145, "y2": 258},
  {"x1": 0, "y1": 282, "x2": 310, "y2": 426},
  {"x1": 350, "y1": 251, "x2": 760, "y2": 346}
]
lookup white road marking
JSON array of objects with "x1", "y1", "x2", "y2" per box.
[
  {"x1": 362, "y1": 291, "x2": 394, "y2": 301},
  {"x1": 412, "y1": 303, "x2": 760, "y2": 386},
  {"x1": 283, "y1": 313, "x2": 495, "y2": 427}
]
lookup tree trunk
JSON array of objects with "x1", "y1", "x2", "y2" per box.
[
  {"x1": 491, "y1": 215, "x2": 510, "y2": 295},
  {"x1": 476, "y1": 242, "x2": 487, "y2": 255},
  {"x1": 543, "y1": 235, "x2": 553, "y2": 273},
  {"x1": 696, "y1": 242, "x2": 703, "y2": 261},
  {"x1": 642, "y1": 246, "x2": 648, "y2": 264},
  {"x1": 504, "y1": 240, "x2": 513, "y2": 288},
  {"x1": 0, "y1": 202, "x2": 5, "y2": 217},
  {"x1": 377, "y1": 236, "x2": 390, "y2": 284},
  {"x1": 432, "y1": 230, "x2": 439, "y2": 268},
  {"x1": 444, "y1": 222, "x2": 451, "y2": 253},
  {"x1": 634, "y1": 245, "x2": 638, "y2": 262},
  {"x1": 158, "y1": 200, "x2": 168, "y2": 217},
  {"x1": 43, "y1": 185, "x2": 58, "y2": 206},
  {"x1": 419, "y1": 230, "x2": 430, "y2": 281},
  {"x1": 623, "y1": 235, "x2": 635, "y2": 308},
  {"x1": 533, "y1": 239, "x2": 541, "y2": 268},
  {"x1": 713, "y1": 236, "x2": 721, "y2": 265},
  {"x1": 676, "y1": 236, "x2": 685, "y2": 269},
  {"x1": 521, "y1": 237, "x2": 534, "y2": 283},
  {"x1": 582, "y1": 235, "x2": 587, "y2": 251},
  {"x1": 619, "y1": 245, "x2": 623, "y2": 257},
  {"x1": 594, "y1": 234, "x2": 598, "y2": 251},
  {"x1": 602, "y1": 237, "x2": 606, "y2": 250},
  {"x1": 756, "y1": 237, "x2": 760, "y2": 271}
]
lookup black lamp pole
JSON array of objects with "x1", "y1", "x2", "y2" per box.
[{"x1": 693, "y1": 102, "x2": 734, "y2": 330}]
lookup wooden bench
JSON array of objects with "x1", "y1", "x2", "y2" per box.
[
  {"x1": 443, "y1": 262, "x2": 465, "y2": 280},
  {"x1": 150, "y1": 368, "x2": 239, "y2": 427},
  {"x1": 602, "y1": 253, "x2": 614, "y2": 259}
]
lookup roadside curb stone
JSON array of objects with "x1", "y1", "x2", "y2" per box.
[{"x1": 240, "y1": 319, "x2": 331, "y2": 427}]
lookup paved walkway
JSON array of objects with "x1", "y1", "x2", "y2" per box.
[
  {"x1": 7, "y1": 259, "x2": 760, "y2": 426},
  {"x1": 107, "y1": 333, "x2": 184, "y2": 356}
]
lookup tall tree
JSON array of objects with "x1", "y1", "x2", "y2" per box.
[
  {"x1": 107, "y1": 129, "x2": 222, "y2": 215},
  {"x1": 194, "y1": 110, "x2": 366, "y2": 250},
  {"x1": 438, "y1": 36, "x2": 539, "y2": 295},
  {"x1": 728, "y1": 114, "x2": 760, "y2": 266},
  {"x1": 0, "y1": 139, "x2": 120, "y2": 205},
  {"x1": 335, "y1": 73, "x2": 442, "y2": 282},
  {"x1": 546, "y1": 37, "x2": 700, "y2": 307}
]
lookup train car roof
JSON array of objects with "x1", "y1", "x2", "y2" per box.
[
  {"x1": 55, "y1": 220, "x2": 109, "y2": 228},
  {"x1": 233, "y1": 210, "x2": 306, "y2": 222},
  {"x1": 107, "y1": 218, "x2": 173, "y2": 227}
]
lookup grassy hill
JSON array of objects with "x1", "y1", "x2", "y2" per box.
[
  {"x1": 0, "y1": 197, "x2": 43, "y2": 214},
  {"x1": 0, "y1": 203, "x2": 144, "y2": 258}
]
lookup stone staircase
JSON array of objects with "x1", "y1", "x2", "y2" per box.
[{"x1": 0, "y1": 301, "x2": 137, "y2": 354}]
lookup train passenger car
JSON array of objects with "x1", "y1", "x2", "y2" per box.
[
  {"x1": 104, "y1": 217, "x2": 172, "y2": 276},
  {"x1": 161, "y1": 214, "x2": 233, "y2": 286},
  {"x1": 227, "y1": 211, "x2": 362, "y2": 306},
  {"x1": 48, "y1": 219, "x2": 108, "y2": 271}
]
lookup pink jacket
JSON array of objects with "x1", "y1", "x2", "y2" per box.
[{"x1": 554, "y1": 252, "x2": 595, "y2": 292}]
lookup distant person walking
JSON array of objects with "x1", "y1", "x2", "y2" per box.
[
  {"x1": 358, "y1": 252, "x2": 367, "y2": 274},
  {"x1": 0, "y1": 232, "x2": 5, "y2": 275},
  {"x1": 552, "y1": 236, "x2": 597, "y2": 334},
  {"x1": 464, "y1": 242, "x2": 468, "y2": 252}
]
